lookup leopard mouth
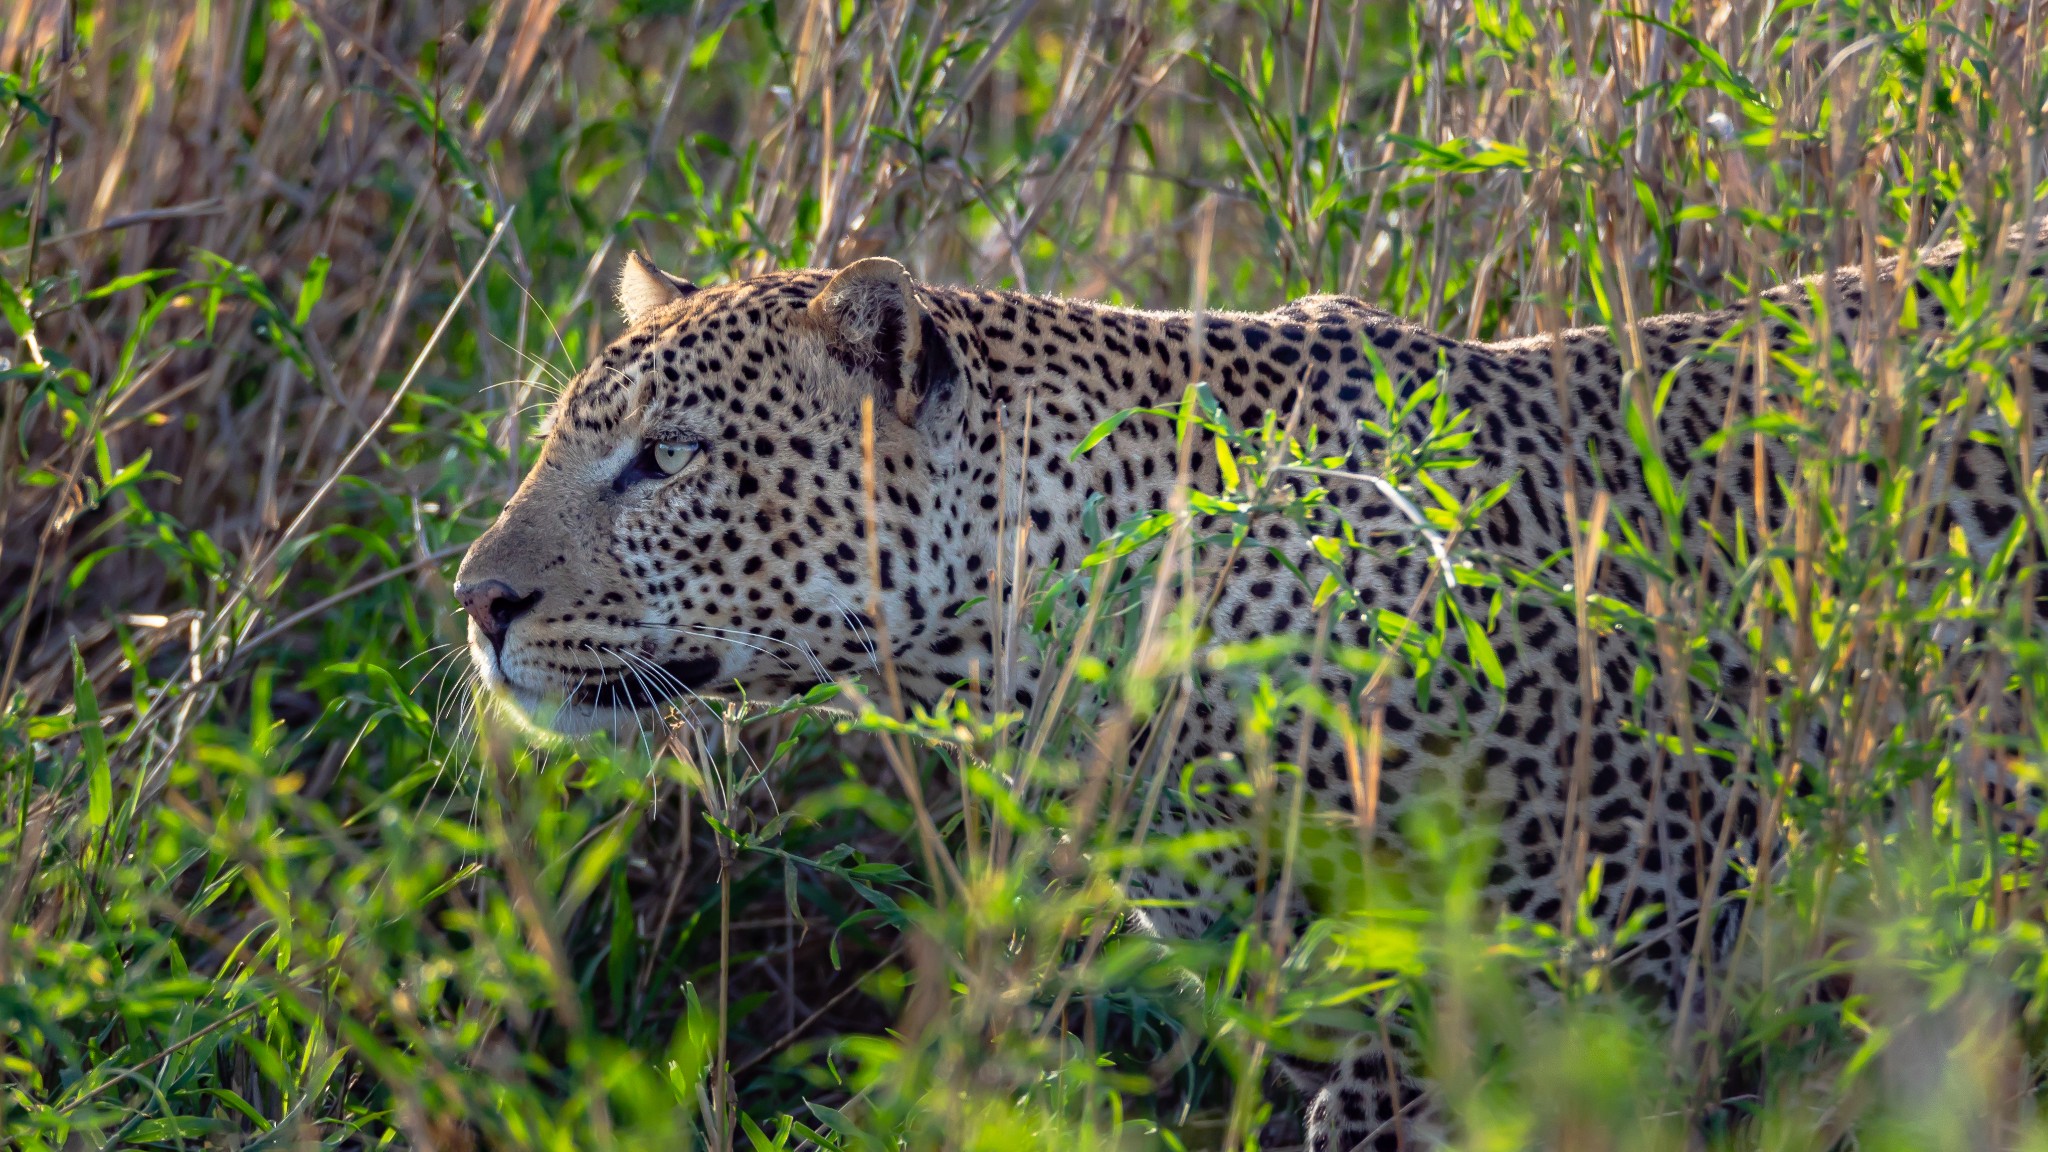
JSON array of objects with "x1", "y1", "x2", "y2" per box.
[{"x1": 565, "y1": 654, "x2": 724, "y2": 710}]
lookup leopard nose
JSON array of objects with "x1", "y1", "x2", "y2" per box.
[{"x1": 456, "y1": 579, "x2": 543, "y2": 654}]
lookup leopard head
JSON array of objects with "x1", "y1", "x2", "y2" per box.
[{"x1": 454, "y1": 253, "x2": 982, "y2": 735}]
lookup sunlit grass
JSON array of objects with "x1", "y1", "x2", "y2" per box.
[{"x1": 2, "y1": 1, "x2": 2045, "y2": 1149}]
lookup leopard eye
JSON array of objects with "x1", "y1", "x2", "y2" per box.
[
  {"x1": 653, "y1": 440, "x2": 702, "y2": 476},
  {"x1": 614, "y1": 438, "x2": 705, "y2": 492}
]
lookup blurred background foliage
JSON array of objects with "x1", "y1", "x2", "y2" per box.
[{"x1": 2, "y1": 0, "x2": 2047, "y2": 1148}]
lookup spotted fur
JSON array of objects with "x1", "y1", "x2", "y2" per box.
[{"x1": 457, "y1": 237, "x2": 2045, "y2": 1149}]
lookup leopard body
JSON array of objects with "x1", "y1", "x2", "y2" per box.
[{"x1": 456, "y1": 240, "x2": 2044, "y2": 1149}]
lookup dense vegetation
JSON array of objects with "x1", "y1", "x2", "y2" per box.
[{"x1": 3, "y1": 0, "x2": 2046, "y2": 1148}]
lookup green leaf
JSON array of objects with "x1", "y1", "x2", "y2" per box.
[
  {"x1": 1624, "y1": 392, "x2": 1685, "y2": 529},
  {"x1": 293, "y1": 253, "x2": 332, "y2": 326},
  {"x1": 1070, "y1": 408, "x2": 1141, "y2": 459},
  {"x1": 67, "y1": 544, "x2": 122, "y2": 592},
  {"x1": 126, "y1": 1118, "x2": 234, "y2": 1142},
  {"x1": 742, "y1": 1113, "x2": 785, "y2": 1152},
  {"x1": 1456, "y1": 607, "x2": 1506, "y2": 688},
  {"x1": 83, "y1": 268, "x2": 176, "y2": 300},
  {"x1": 1615, "y1": 9, "x2": 1776, "y2": 125},
  {"x1": 689, "y1": 21, "x2": 730, "y2": 71},
  {"x1": 676, "y1": 141, "x2": 707, "y2": 200},
  {"x1": 204, "y1": 1087, "x2": 270, "y2": 1126},
  {"x1": 74, "y1": 644, "x2": 110, "y2": 827},
  {"x1": 1216, "y1": 439, "x2": 1241, "y2": 489},
  {"x1": 0, "y1": 277, "x2": 32, "y2": 341},
  {"x1": 1312, "y1": 572, "x2": 1343, "y2": 609},
  {"x1": 1389, "y1": 132, "x2": 1532, "y2": 172},
  {"x1": 188, "y1": 528, "x2": 226, "y2": 574}
]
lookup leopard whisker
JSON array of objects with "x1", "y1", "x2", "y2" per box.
[
  {"x1": 631, "y1": 620, "x2": 808, "y2": 677},
  {"x1": 608, "y1": 644, "x2": 694, "y2": 714},
  {"x1": 417, "y1": 644, "x2": 472, "y2": 719},
  {"x1": 608, "y1": 650, "x2": 660, "y2": 754},
  {"x1": 549, "y1": 671, "x2": 593, "y2": 733},
  {"x1": 823, "y1": 591, "x2": 882, "y2": 675},
  {"x1": 637, "y1": 624, "x2": 787, "y2": 669},
  {"x1": 680, "y1": 682, "x2": 764, "y2": 800},
  {"x1": 461, "y1": 676, "x2": 502, "y2": 838},
  {"x1": 424, "y1": 667, "x2": 483, "y2": 827},
  {"x1": 677, "y1": 621, "x2": 833, "y2": 683},
  {"x1": 401, "y1": 640, "x2": 457, "y2": 673},
  {"x1": 604, "y1": 643, "x2": 727, "y2": 784},
  {"x1": 479, "y1": 372, "x2": 564, "y2": 400},
  {"x1": 497, "y1": 277, "x2": 578, "y2": 388}
]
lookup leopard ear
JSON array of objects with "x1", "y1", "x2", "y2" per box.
[
  {"x1": 808, "y1": 257, "x2": 926, "y2": 423},
  {"x1": 616, "y1": 251, "x2": 697, "y2": 325}
]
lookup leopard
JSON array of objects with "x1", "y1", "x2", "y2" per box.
[{"x1": 455, "y1": 233, "x2": 2047, "y2": 1150}]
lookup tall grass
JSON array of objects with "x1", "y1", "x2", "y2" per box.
[{"x1": 2, "y1": 0, "x2": 2045, "y2": 1149}]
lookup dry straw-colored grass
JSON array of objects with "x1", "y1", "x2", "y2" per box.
[{"x1": 3, "y1": 0, "x2": 2046, "y2": 1149}]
